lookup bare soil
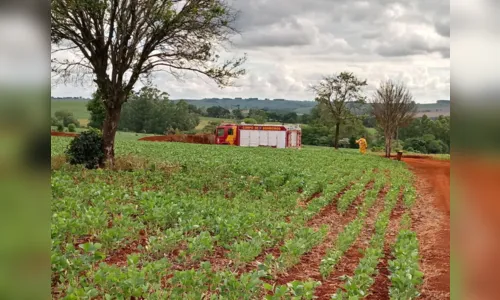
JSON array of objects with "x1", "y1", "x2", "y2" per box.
[
  {"x1": 367, "y1": 197, "x2": 406, "y2": 299},
  {"x1": 274, "y1": 182, "x2": 374, "y2": 286},
  {"x1": 51, "y1": 131, "x2": 79, "y2": 137},
  {"x1": 138, "y1": 134, "x2": 214, "y2": 144},
  {"x1": 312, "y1": 186, "x2": 387, "y2": 299}
]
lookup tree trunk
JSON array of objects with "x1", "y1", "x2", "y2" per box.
[
  {"x1": 385, "y1": 136, "x2": 392, "y2": 158},
  {"x1": 102, "y1": 104, "x2": 123, "y2": 166},
  {"x1": 333, "y1": 122, "x2": 340, "y2": 149}
]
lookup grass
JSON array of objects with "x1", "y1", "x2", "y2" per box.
[
  {"x1": 51, "y1": 99, "x2": 90, "y2": 120},
  {"x1": 51, "y1": 126, "x2": 156, "y2": 141}
]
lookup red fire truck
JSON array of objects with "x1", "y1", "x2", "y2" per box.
[{"x1": 215, "y1": 123, "x2": 301, "y2": 148}]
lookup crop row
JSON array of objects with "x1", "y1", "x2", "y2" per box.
[
  {"x1": 51, "y1": 138, "x2": 415, "y2": 298},
  {"x1": 330, "y1": 184, "x2": 401, "y2": 299},
  {"x1": 388, "y1": 211, "x2": 423, "y2": 299},
  {"x1": 319, "y1": 173, "x2": 387, "y2": 279}
]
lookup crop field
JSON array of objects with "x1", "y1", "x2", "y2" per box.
[{"x1": 51, "y1": 137, "x2": 424, "y2": 299}]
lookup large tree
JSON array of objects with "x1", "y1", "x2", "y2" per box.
[
  {"x1": 309, "y1": 72, "x2": 367, "y2": 149},
  {"x1": 51, "y1": 0, "x2": 246, "y2": 163},
  {"x1": 371, "y1": 79, "x2": 417, "y2": 157}
]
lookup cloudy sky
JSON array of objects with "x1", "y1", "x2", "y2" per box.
[{"x1": 52, "y1": 0, "x2": 450, "y2": 103}]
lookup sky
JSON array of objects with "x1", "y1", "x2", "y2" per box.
[{"x1": 51, "y1": 0, "x2": 450, "y2": 103}]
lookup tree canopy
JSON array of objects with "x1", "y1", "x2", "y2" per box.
[
  {"x1": 310, "y1": 72, "x2": 367, "y2": 149},
  {"x1": 51, "y1": 0, "x2": 246, "y2": 162}
]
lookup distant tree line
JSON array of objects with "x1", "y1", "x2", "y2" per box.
[{"x1": 82, "y1": 82, "x2": 449, "y2": 154}]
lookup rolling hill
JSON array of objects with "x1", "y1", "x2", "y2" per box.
[{"x1": 51, "y1": 97, "x2": 450, "y2": 121}]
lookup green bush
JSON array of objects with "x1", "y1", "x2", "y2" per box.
[
  {"x1": 68, "y1": 123, "x2": 76, "y2": 132},
  {"x1": 243, "y1": 118, "x2": 257, "y2": 124},
  {"x1": 51, "y1": 117, "x2": 60, "y2": 126},
  {"x1": 54, "y1": 110, "x2": 80, "y2": 127},
  {"x1": 56, "y1": 123, "x2": 65, "y2": 132},
  {"x1": 404, "y1": 137, "x2": 427, "y2": 153},
  {"x1": 65, "y1": 128, "x2": 104, "y2": 169}
]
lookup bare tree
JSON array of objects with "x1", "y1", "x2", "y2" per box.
[
  {"x1": 371, "y1": 80, "x2": 417, "y2": 157},
  {"x1": 51, "y1": 0, "x2": 246, "y2": 164},
  {"x1": 310, "y1": 72, "x2": 367, "y2": 149}
]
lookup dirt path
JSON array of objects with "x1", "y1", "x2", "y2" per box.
[{"x1": 403, "y1": 156, "x2": 450, "y2": 299}]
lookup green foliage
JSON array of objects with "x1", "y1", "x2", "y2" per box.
[
  {"x1": 56, "y1": 123, "x2": 64, "y2": 132},
  {"x1": 201, "y1": 120, "x2": 222, "y2": 133},
  {"x1": 118, "y1": 87, "x2": 200, "y2": 134},
  {"x1": 399, "y1": 115, "x2": 450, "y2": 153},
  {"x1": 65, "y1": 128, "x2": 104, "y2": 169},
  {"x1": 278, "y1": 226, "x2": 328, "y2": 270},
  {"x1": 243, "y1": 118, "x2": 257, "y2": 124},
  {"x1": 232, "y1": 108, "x2": 244, "y2": 120},
  {"x1": 51, "y1": 137, "x2": 417, "y2": 298},
  {"x1": 54, "y1": 110, "x2": 80, "y2": 127},
  {"x1": 87, "y1": 91, "x2": 106, "y2": 129},
  {"x1": 51, "y1": 116, "x2": 60, "y2": 126},
  {"x1": 206, "y1": 106, "x2": 231, "y2": 118},
  {"x1": 68, "y1": 123, "x2": 76, "y2": 132},
  {"x1": 388, "y1": 230, "x2": 423, "y2": 299},
  {"x1": 404, "y1": 134, "x2": 449, "y2": 154},
  {"x1": 247, "y1": 109, "x2": 268, "y2": 123},
  {"x1": 265, "y1": 280, "x2": 322, "y2": 300}
]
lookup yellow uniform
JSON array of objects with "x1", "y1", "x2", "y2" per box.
[{"x1": 356, "y1": 138, "x2": 367, "y2": 154}]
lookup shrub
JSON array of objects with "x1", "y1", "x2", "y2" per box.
[
  {"x1": 65, "y1": 128, "x2": 104, "y2": 169},
  {"x1": 56, "y1": 123, "x2": 65, "y2": 132},
  {"x1": 404, "y1": 137, "x2": 427, "y2": 154},
  {"x1": 243, "y1": 118, "x2": 257, "y2": 124},
  {"x1": 67, "y1": 123, "x2": 76, "y2": 132},
  {"x1": 54, "y1": 110, "x2": 80, "y2": 127},
  {"x1": 51, "y1": 117, "x2": 60, "y2": 126},
  {"x1": 427, "y1": 139, "x2": 447, "y2": 154}
]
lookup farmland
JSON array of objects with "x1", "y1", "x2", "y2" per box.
[{"x1": 49, "y1": 135, "x2": 450, "y2": 299}]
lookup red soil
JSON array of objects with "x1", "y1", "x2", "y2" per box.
[
  {"x1": 275, "y1": 182, "x2": 369, "y2": 287},
  {"x1": 367, "y1": 198, "x2": 406, "y2": 299},
  {"x1": 51, "y1": 131, "x2": 79, "y2": 137},
  {"x1": 138, "y1": 134, "x2": 215, "y2": 144},
  {"x1": 403, "y1": 156, "x2": 450, "y2": 299},
  {"x1": 313, "y1": 184, "x2": 387, "y2": 299}
]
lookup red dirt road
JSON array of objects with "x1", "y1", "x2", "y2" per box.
[
  {"x1": 403, "y1": 156, "x2": 450, "y2": 299},
  {"x1": 51, "y1": 131, "x2": 79, "y2": 137},
  {"x1": 139, "y1": 134, "x2": 214, "y2": 144}
]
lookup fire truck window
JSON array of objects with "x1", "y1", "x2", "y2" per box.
[
  {"x1": 228, "y1": 128, "x2": 234, "y2": 135},
  {"x1": 217, "y1": 128, "x2": 225, "y2": 137}
]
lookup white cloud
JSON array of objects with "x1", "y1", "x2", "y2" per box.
[{"x1": 51, "y1": 0, "x2": 450, "y2": 103}]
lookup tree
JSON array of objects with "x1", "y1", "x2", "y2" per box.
[
  {"x1": 232, "y1": 108, "x2": 244, "y2": 120},
  {"x1": 247, "y1": 109, "x2": 268, "y2": 123},
  {"x1": 206, "y1": 106, "x2": 231, "y2": 118},
  {"x1": 283, "y1": 112, "x2": 298, "y2": 123},
  {"x1": 309, "y1": 72, "x2": 367, "y2": 149},
  {"x1": 118, "y1": 87, "x2": 199, "y2": 134},
  {"x1": 52, "y1": 0, "x2": 246, "y2": 164},
  {"x1": 370, "y1": 80, "x2": 416, "y2": 157},
  {"x1": 54, "y1": 110, "x2": 80, "y2": 127},
  {"x1": 243, "y1": 118, "x2": 257, "y2": 124}
]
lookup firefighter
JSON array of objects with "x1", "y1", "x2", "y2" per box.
[{"x1": 356, "y1": 136, "x2": 368, "y2": 154}]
